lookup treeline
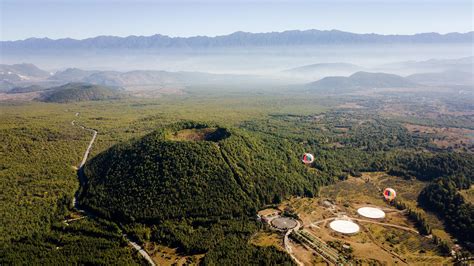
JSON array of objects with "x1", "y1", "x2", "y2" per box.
[
  {"x1": 418, "y1": 177, "x2": 474, "y2": 251},
  {"x1": 389, "y1": 152, "x2": 474, "y2": 182},
  {"x1": 389, "y1": 152, "x2": 473, "y2": 251},
  {"x1": 392, "y1": 199, "x2": 454, "y2": 255},
  {"x1": 392, "y1": 199, "x2": 431, "y2": 235}
]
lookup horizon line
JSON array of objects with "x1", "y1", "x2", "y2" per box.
[{"x1": 2, "y1": 29, "x2": 473, "y2": 42}]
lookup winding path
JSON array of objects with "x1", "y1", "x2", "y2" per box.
[
  {"x1": 284, "y1": 221, "x2": 304, "y2": 266},
  {"x1": 351, "y1": 217, "x2": 419, "y2": 234},
  {"x1": 69, "y1": 116, "x2": 156, "y2": 266}
]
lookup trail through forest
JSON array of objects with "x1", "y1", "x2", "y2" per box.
[{"x1": 68, "y1": 115, "x2": 156, "y2": 266}]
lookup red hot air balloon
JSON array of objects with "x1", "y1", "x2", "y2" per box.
[
  {"x1": 302, "y1": 153, "x2": 314, "y2": 164},
  {"x1": 383, "y1": 188, "x2": 396, "y2": 201}
]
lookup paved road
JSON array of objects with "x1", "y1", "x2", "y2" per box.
[
  {"x1": 124, "y1": 234, "x2": 156, "y2": 266},
  {"x1": 69, "y1": 116, "x2": 156, "y2": 266}
]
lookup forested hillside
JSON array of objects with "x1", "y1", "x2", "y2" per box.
[
  {"x1": 80, "y1": 121, "x2": 329, "y2": 255},
  {"x1": 418, "y1": 179, "x2": 473, "y2": 250}
]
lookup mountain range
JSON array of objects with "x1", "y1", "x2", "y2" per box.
[{"x1": 2, "y1": 30, "x2": 473, "y2": 51}]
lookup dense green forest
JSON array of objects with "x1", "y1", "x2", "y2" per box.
[
  {"x1": 0, "y1": 115, "x2": 85, "y2": 242},
  {"x1": 389, "y1": 153, "x2": 473, "y2": 182},
  {"x1": 1, "y1": 218, "x2": 146, "y2": 265},
  {"x1": 418, "y1": 178, "x2": 473, "y2": 250},
  {"x1": 201, "y1": 236, "x2": 294, "y2": 265}
]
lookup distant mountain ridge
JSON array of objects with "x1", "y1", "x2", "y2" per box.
[
  {"x1": 407, "y1": 70, "x2": 474, "y2": 85},
  {"x1": 381, "y1": 56, "x2": 474, "y2": 72},
  {"x1": 307, "y1": 71, "x2": 417, "y2": 93},
  {"x1": 3, "y1": 30, "x2": 473, "y2": 50},
  {"x1": 285, "y1": 63, "x2": 362, "y2": 73},
  {"x1": 38, "y1": 82, "x2": 124, "y2": 103},
  {"x1": 0, "y1": 63, "x2": 50, "y2": 79}
]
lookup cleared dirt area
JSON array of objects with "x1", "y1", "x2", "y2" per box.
[
  {"x1": 337, "y1": 102, "x2": 365, "y2": 109},
  {"x1": 288, "y1": 240, "x2": 328, "y2": 265},
  {"x1": 258, "y1": 208, "x2": 280, "y2": 216},
  {"x1": 166, "y1": 127, "x2": 230, "y2": 142},
  {"x1": 459, "y1": 185, "x2": 474, "y2": 204},
  {"x1": 144, "y1": 242, "x2": 203, "y2": 266}
]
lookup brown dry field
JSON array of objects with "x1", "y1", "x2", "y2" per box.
[
  {"x1": 405, "y1": 123, "x2": 474, "y2": 151},
  {"x1": 377, "y1": 95, "x2": 474, "y2": 121},
  {"x1": 0, "y1": 91, "x2": 40, "y2": 101},
  {"x1": 258, "y1": 208, "x2": 280, "y2": 216},
  {"x1": 144, "y1": 242, "x2": 203, "y2": 266},
  {"x1": 289, "y1": 239, "x2": 328, "y2": 265}
]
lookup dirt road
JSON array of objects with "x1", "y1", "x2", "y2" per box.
[{"x1": 69, "y1": 116, "x2": 156, "y2": 266}]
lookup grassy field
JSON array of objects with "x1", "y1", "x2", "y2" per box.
[{"x1": 250, "y1": 231, "x2": 285, "y2": 251}]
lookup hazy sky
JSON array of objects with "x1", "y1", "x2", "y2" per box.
[{"x1": 1, "y1": 0, "x2": 473, "y2": 41}]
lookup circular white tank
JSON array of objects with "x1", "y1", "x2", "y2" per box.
[
  {"x1": 357, "y1": 207, "x2": 386, "y2": 219},
  {"x1": 329, "y1": 219, "x2": 360, "y2": 234}
]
